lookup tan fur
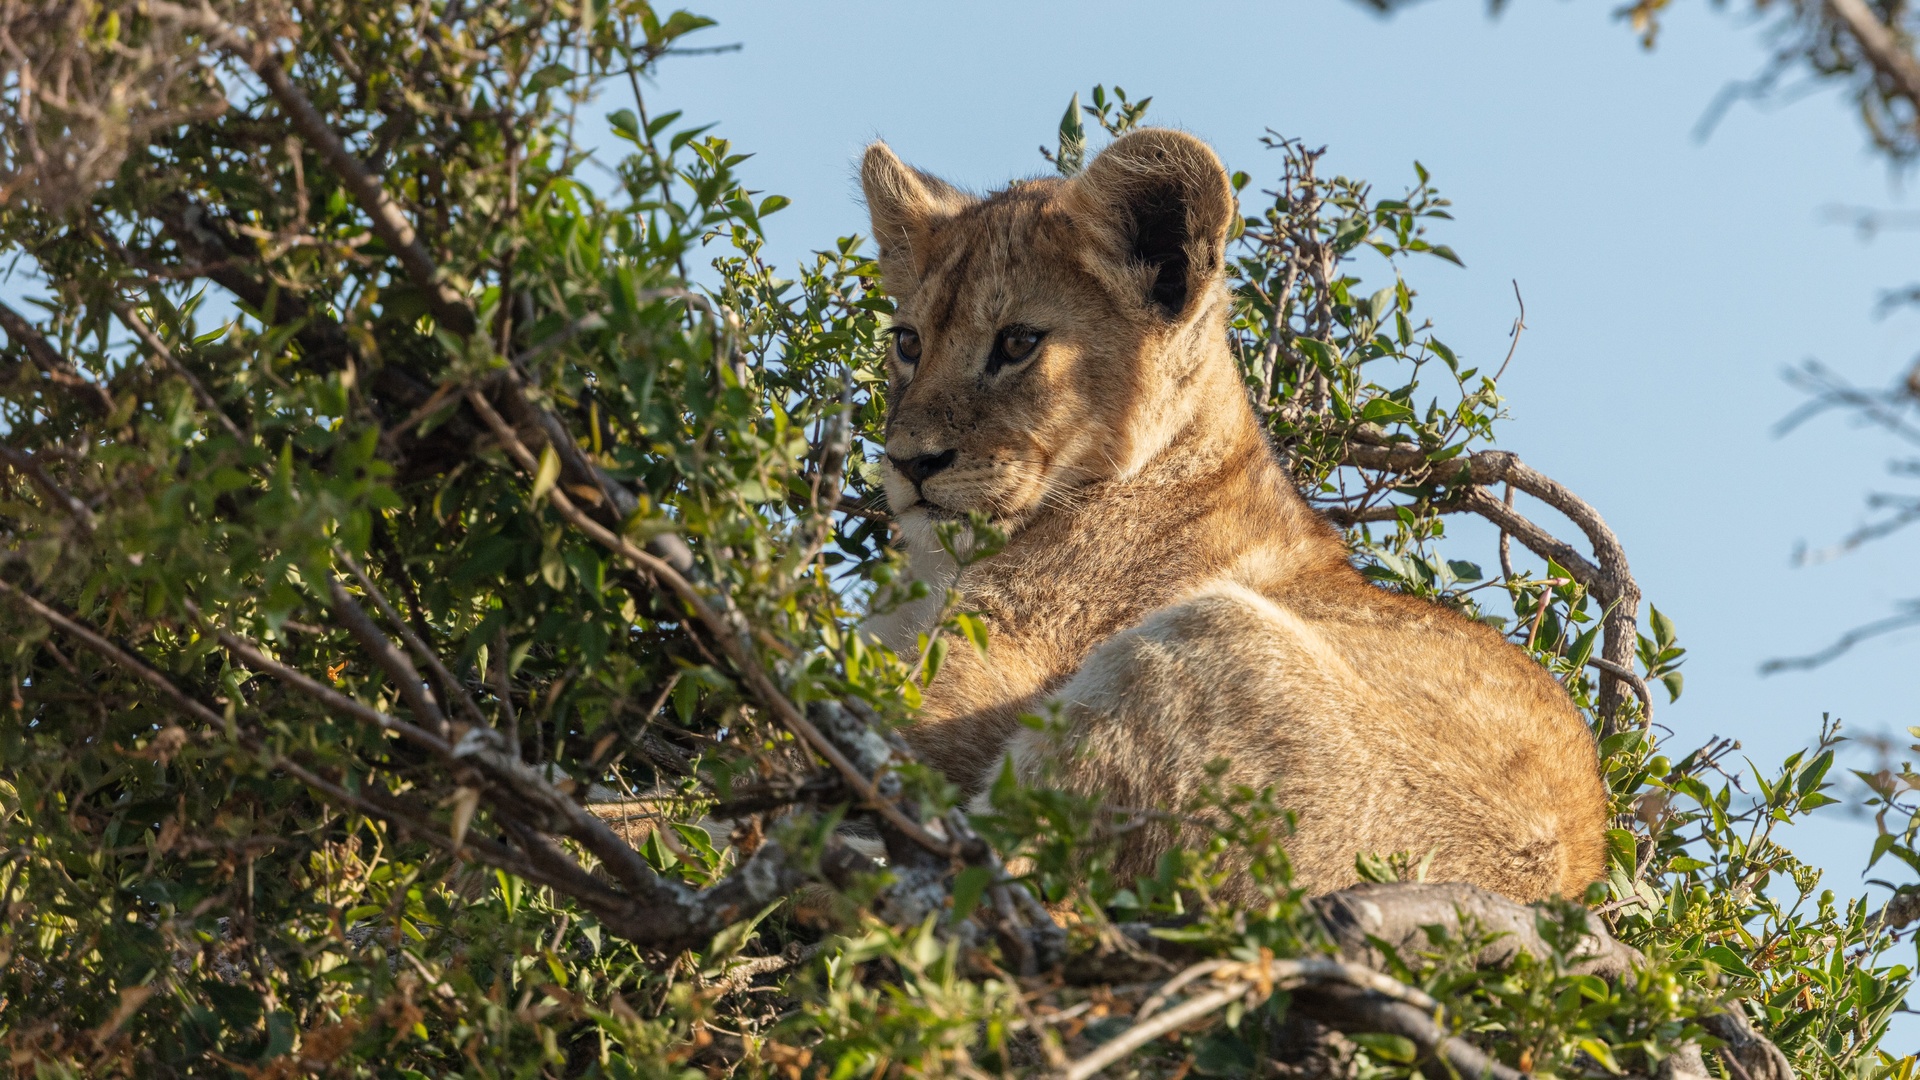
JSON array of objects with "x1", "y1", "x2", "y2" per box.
[{"x1": 860, "y1": 130, "x2": 1609, "y2": 903}]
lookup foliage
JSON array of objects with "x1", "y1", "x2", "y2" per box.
[{"x1": 0, "y1": 3, "x2": 1910, "y2": 1077}]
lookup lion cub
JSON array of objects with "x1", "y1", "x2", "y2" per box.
[{"x1": 860, "y1": 129, "x2": 1609, "y2": 903}]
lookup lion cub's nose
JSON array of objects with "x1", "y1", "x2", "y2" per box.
[{"x1": 890, "y1": 449, "x2": 957, "y2": 487}]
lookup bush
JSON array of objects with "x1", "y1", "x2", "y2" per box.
[{"x1": 0, "y1": 3, "x2": 1911, "y2": 1077}]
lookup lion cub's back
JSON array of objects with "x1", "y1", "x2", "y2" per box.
[
  {"x1": 1037, "y1": 575, "x2": 1609, "y2": 901},
  {"x1": 1288, "y1": 580, "x2": 1612, "y2": 899}
]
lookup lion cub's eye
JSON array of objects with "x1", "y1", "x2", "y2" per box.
[
  {"x1": 989, "y1": 326, "x2": 1044, "y2": 372},
  {"x1": 892, "y1": 328, "x2": 922, "y2": 364}
]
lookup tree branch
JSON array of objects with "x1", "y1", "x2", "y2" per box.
[
  {"x1": 326, "y1": 572, "x2": 451, "y2": 739},
  {"x1": 142, "y1": 2, "x2": 473, "y2": 336},
  {"x1": 1827, "y1": 0, "x2": 1920, "y2": 117},
  {"x1": 0, "y1": 577, "x2": 226, "y2": 730},
  {"x1": 333, "y1": 546, "x2": 491, "y2": 731},
  {"x1": 1342, "y1": 440, "x2": 1644, "y2": 727},
  {"x1": 1309, "y1": 881, "x2": 1642, "y2": 979},
  {"x1": 1068, "y1": 883, "x2": 1792, "y2": 1080},
  {"x1": 1056, "y1": 955, "x2": 1519, "y2": 1080}
]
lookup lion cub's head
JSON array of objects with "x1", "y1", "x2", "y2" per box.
[{"x1": 862, "y1": 129, "x2": 1238, "y2": 537}]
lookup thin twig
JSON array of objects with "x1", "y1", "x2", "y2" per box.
[
  {"x1": 333, "y1": 546, "x2": 490, "y2": 730},
  {"x1": 1760, "y1": 601, "x2": 1920, "y2": 673},
  {"x1": 0, "y1": 578, "x2": 226, "y2": 730},
  {"x1": 217, "y1": 627, "x2": 452, "y2": 751},
  {"x1": 1133, "y1": 960, "x2": 1230, "y2": 1022},
  {"x1": 1493, "y1": 279, "x2": 1525, "y2": 384},
  {"x1": 1059, "y1": 978, "x2": 1247, "y2": 1080},
  {"x1": 1497, "y1": 482, "x2": 1515, "y2": 581},
  {"x1": 326, "y1": 574, "x2": 451, "y2": 738}
]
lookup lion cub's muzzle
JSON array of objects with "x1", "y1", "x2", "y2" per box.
[
  {"x1": 885, "y1": 447, "x2": 967, "y2": 517},
  {"x1": 887, "y1": 451, "x2": 1056, "y2": 525},
  {"x1": 889, "y1": 450, "x2": 955, "y2": 488}
]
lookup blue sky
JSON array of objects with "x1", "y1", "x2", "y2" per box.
[{"x1": 637, "y1": 0, "x2": 1920, "y2": 997}]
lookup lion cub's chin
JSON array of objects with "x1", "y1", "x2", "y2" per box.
[{"x1": 897, "y1": 496, "x2": 1044, "y2": 551}]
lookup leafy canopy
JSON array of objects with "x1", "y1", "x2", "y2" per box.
[{"x1": 0, "y1": 3, "x2": 1912, "y2": 1077}]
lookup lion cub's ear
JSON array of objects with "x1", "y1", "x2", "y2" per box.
[
  {"x1": 861, "y1": 142, "x2": 973, "y2": 294},
  {"x1": 1066, "y1": 128, "x2": 1236, "y2": 322}
]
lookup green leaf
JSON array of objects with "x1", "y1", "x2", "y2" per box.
[
  {"x1": 1702, "y1": 944, "x2": 1759, "y2": 980},
  {"x1": 952, "y1": 612, "x2": 990, "y2": 659},
  {"x1": 1348, "y1": 1033, "x2": 1416, "y2": 1063},
  {"x1": 1055, "y1": 92, "x2": 1087, "y2": 177},
  {"x1": 1660, "y1": 671, "x2": 1684, "y2": 702},
  {"x1": 673, "y1": 822, "x2": 721, "y2": 868},
  {"x1": 1798, "y1": 749, "x2": 1835, "y2": 796},
  {"x1": 1577, "y1": 1038, "x2": 1623, "y2": 1075},
  {"x1": 1295, "y1": 336, "x2": 1340, "y2": 375},
  {"x1": 657, "y1": 10, "x2": 718, "y2": 43},
  {"x1": 1367, "y1": 285, "x2": 1395, "y2": 323},
  {"x1": 1358, "y1": 397, "x2": 1415, "y2": 424},
  {"x1": 531, "y1": 444, "x2": 561, "y2": 504},
  {"x1": 949, "y1": 866, "x2": 993, "y2": 923},
  {"x1": 922, "y1": 635, "x2": 948, "y2": 685},
  {"x1": 1649, "y1": 605, "x2": 1678, "y2": 648},
  {"x1": 527, "y1": 63, "x2": 573, "y2": 94},
  {"x1": 671, "y1": 675, "x2": 700, "y2": 724},
  {"x1": 707, "y1": 900, "x2": 781, "y2": 963},
  {"x1": 540, "y1": 547, "x2": 567, "y2": 590},
  {"x1": 1192, "y1": 1034, "x2": 1257, "y2": 1074},
  {"x1": 1870, "y1": 832, "x2": 1900, "y2": 869}
]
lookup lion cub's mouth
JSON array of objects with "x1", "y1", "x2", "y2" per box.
[{"x1": 911, "y1": 498, "x2": 966, "y2": 521}]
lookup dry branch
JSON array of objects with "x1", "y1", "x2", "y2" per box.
[
  {"x1": 1309, "y1": 881, "x2": 1641, "y2": 978},
  {"x1": 333, "y1": 546, "x2": 492, "y2": 731},
  {"x1": 1055, "y1": 955, "x2": 1519, "y2": 1080},
  {"x1": 1341, "y1": 440, "x2": 1645, "y2": 727}
]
